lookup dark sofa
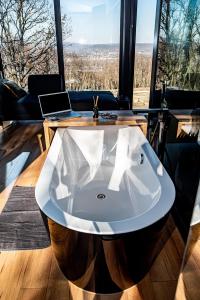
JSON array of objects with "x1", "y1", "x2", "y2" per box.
[{"x1": 0, "y1": 74, "x2": 119, "y2": 120}]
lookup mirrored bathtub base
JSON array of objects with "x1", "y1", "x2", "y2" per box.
[
  {"x1": 35, "y1": 126, "x2": 175, "y2": 294},
  {"x1": 48, "y1": 213, "x2": 169, "y2": 294}
]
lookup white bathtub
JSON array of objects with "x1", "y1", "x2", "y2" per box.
[{"x1": 35, "y1": 125, "x2": 175, "y2": 235}]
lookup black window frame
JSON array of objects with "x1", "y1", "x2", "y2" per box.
[
  {"x1": 149, "y1": 0, "x2": 162, "y2": 108},
  {"x1": 53, "y1": 0, "x2": 65, "y2": 90},
  {"x1": 119, "y1": 0, "x2": 138, "y2": 108},
  {"x1": 53, "y1": 0, "x2": 161, "y2": 109}
]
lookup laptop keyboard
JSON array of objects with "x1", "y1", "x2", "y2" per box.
[
  {"x1": 47, "y1": 111, "x2": 80, "y2": 120},
  {"x1": 55, "y1": 113, "x2": 68, "y2": 118},
  {"x1": 46, "y1": 113, "x2": 68, "y2": 120}
]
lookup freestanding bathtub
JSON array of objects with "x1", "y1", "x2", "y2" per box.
[{"x1": 35, "y1": 125, "x2": 175, "y2": 293}]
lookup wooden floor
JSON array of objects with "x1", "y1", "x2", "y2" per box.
[
  {"x1": 175, "y1": 223, "x2": 200, "y2": 300},
  {"x1": 0, "y1": 124, "x2": 187, "y2": 300}
]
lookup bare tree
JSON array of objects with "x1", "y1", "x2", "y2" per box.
[
  {"x1": 134, "y1": 54, "x2": 152, "y2": 88},
  {"x1": 157, "y1": 0, "x2": 200, "y2": 90},
  {"x1": 0, "y1": 0, "x2": 71, "y2": 88}
]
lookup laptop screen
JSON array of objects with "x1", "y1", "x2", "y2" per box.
[{"x1": 38, "y1": 92, "x2": 71, "y2": 116}]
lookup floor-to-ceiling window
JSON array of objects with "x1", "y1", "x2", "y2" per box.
[
  {"x1": 0, "y1": 0, "x2": 160, "y2": 103},
  {"x1": 133, "y1": 0, "x2": 157, "y2": 108},
  {"x1": 60, "y1": 0, "x2": 120, "y2": 96},
  {"x1": 0, "y1": 0, "x2": 58, "y2": 88}
]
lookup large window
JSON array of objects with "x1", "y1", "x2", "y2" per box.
[
  {"x1": 133, "y1": 0, "x2": 157, "y2": 108},
  {"x1": 60, "y1": 0, "x2": 120, "y2": 96},
  {"x1": 0, "y1": 0, "x2": 58, "y2": 88}
]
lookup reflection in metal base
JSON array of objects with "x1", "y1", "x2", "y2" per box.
[{"x1": 48, "y1": 215, "x2": 169, "y2": 294}]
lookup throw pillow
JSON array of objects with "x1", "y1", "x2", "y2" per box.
[{"x1": 2, "y1": 79, "x2": 27, "y2": 100}]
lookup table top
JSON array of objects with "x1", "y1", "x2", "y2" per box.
[
  {"x1": 43, "y1": 110, "x2": 147, "y2": 127},
  {"x1": 170, "y1": 109, "x2": 200, "y2": 121}
]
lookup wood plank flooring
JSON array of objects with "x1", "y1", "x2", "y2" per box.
[
  {"x1": 175, "y1": 224, "x2": 200, "y2": 300},
  {"x1": 0, "y1": 124, "x2": 187, "y2": 300}
]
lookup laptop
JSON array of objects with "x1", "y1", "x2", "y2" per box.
[{"x1": 38, "y1": 91, "x2": 80, "y2": 120}]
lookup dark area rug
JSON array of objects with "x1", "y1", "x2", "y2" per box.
[{"x1": 0, "y1": 186, "x2": 50, "y2": 250}]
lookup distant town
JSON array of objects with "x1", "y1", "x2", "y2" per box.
[
  {"x1": 64, "y1": 43, "x2": 153, "y2": 56},
  {"x1": 63, "y1": 43, "x2": 153, "y2": 108}
]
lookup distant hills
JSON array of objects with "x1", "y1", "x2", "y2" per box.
[
  {"x1": 135, "y1": 43, "x2": 153, "y2": 55},
  {"x1": 64, "y1": 43, "x2": 153, "y2": 55}
]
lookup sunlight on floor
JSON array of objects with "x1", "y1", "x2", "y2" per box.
[{"x1": 5, "y1": 152, "x2": 30, "y2": 186}]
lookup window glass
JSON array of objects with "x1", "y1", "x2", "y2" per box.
[
  {"x1": 60, "y1": 0, "x2": 120, "y2": 96},
  {"x1": 157, "y1": 0, "x2": 200, "y2": 92},
  {"x1": 0, "y1": 0, "x2": 58, "y2": 88},
  {"x1": 133, "y1": 0, "x2": 157, "y2": 108}
]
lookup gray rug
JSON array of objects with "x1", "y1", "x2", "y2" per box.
[{"x1": 0, "y1": 186, "x2": 50, "y2": 250}]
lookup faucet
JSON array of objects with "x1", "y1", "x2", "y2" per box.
[
  {"x1": 140, "y1": 153, "x2": 144, "y2": 164},
  {"x1": 93, "y1": 96, "x2": 99, "y2": 119}
]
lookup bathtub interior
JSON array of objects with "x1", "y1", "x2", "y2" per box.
[{"x1": 49, "y1": 126, "x2": 161, "y2": 222}]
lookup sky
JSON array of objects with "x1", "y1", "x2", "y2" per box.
[{"x1": 60, "y1": 0, "x2": 157, "y2": 44}]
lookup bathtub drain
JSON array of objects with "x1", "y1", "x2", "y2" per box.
[{"x1": 97, "y1": 193, "x2": 106, "y2": 200}]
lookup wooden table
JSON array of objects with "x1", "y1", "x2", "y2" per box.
[{"x1": 43, "y1": 110, "x2": 147, "y2": 149}]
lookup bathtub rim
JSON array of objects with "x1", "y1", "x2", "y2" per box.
[{"x1": 35, "y1": 126, "x2": 175, "y2": 235}]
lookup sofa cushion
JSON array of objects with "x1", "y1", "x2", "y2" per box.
[
  {"x1": 0, "y1": 79, "x2": 27, "y2": 119},
  {"x1": 28, "y1": 74, "x2": 63, "y2": 95},
  {"x1": 165, "y1": 89, "x2": 200, "y2": 109},
  {"x1": 2, "y1": 79, "x2": 27, "y2": 99}
]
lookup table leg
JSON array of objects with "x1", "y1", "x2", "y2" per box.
[
  {"x1": 44, "y1": 125, "x2": 55, "y2": 150},
  {"x1": 140, "y1": 123, "x2": 147, "y2": 136}
]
